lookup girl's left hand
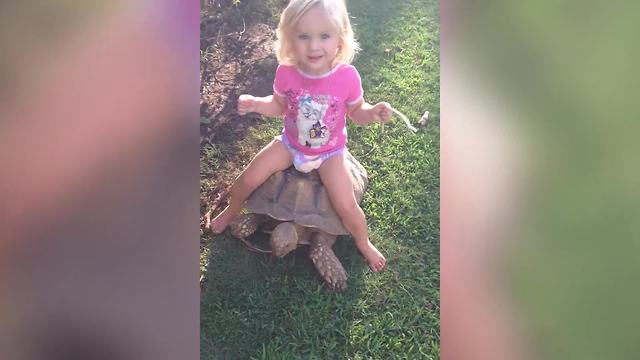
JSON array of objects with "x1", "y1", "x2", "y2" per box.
[{"x1": 371, "y1": 102, "x2": 392, "y2": 124}]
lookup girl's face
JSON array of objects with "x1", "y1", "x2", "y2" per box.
[{"x1": 291, "y1": 5, "x2": 341, "y2": 75}]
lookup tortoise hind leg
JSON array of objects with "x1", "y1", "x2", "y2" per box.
[
  {"x1": 229, "y1": 213, "x2": 268, "y2": 239},
  {"x1": 309, "y1": 232, "x2": 347, "y2": 291}
]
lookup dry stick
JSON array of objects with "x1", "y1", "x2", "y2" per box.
[
  {"x1": 238, "y1": 237, "x2": 272, "y2": 254},
  {"x1": 237, "y1": 13, "x2": 246, "y2": 40},
  {"x1": 389, "y1": 106, "x2": 418, "y2": 132},
  {"x1": 363, "y1": 106, "x2": 416, "y2": 158}
]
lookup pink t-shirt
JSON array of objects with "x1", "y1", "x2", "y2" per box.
[{"x1": 273, "y1": 63, "x2": 364, "y2": 155}]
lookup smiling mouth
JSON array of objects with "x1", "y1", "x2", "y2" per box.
[{"x1": 308, "y1": 55, "x2": 323, "y2": 62}]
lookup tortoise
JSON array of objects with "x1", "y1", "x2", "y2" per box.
[{"x1": 228, "y1": 150, "x2": 368, "y2": 291}]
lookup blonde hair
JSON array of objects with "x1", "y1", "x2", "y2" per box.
[{"x1": 274, "y1": 0, "x2": 360, "y2": 65}]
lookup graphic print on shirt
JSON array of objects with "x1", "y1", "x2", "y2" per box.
[
  {"x1": 296, "y1": 93, "x2": 331, "y2": 149},
  {"x1": 283, "y1": 89, "x2": 341, "y2": 150}
]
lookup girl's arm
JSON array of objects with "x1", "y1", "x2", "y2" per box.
[
  {"x1": 237, "y1": 94, "x2": 286, "y2": 117},
  {"x1": 347, "y1": 99, "x2": 392, "y2": 125}
]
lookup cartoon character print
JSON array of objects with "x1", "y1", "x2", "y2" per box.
[
  {"x1": 296, "y1": 94, "x2": 331, "y2": 149},
  {"x1": 282, "y1": 90, "x2": 341, "y2": 149}
]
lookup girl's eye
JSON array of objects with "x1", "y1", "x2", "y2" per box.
[
  {"x1": 321, "y1": 34, "x2": 331, "y2": 40},
  {"x1": 297, "y1": 34, "x2": 309, "y2": 40}
]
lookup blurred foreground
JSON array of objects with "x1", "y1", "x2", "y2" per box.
[
  {"x1": 1, "y1": 1, "x2": 199, "y2": 359},
  {"x1": 442, "y1": 1, "x2": 640, "y2": 359}
]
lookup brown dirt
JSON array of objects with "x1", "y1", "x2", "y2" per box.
[
  {"x1": 199, "y1": 0, "x2": 287, "y2": 230},
  {"x1": 200, "y1": 3, "x2": 278, "y2": 139}
]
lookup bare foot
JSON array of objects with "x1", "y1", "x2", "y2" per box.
[
  {"x1": 210, "y1": 207, "x2": 236, "y2": 234},
  {"x1": 357, "y1": 240, "x2": 386, "y2": 272}
]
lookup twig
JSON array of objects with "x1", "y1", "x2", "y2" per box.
[
  {"x1": 389, "y1": 106, "x2": 417, "y2": 132},
  {"x1": 238, "y1": 237, "x2": 272, "y2": 254},
  {"x1": 238, "y1": 13, "x2": 246, "y2": 40},
  {"x1": 362, "y1": 106, "x2": 416, "y2": 159}
]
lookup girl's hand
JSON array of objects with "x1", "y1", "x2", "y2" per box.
[
  {"x1": 237, "y1": 94, "x2": 257, "y2": 115},
  {"x1": 371, "y1": 102, "x2": 392, "y2": 124}
]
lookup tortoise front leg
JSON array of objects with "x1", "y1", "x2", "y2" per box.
[
  {"x1": 229, "y1": 213, "x2": 268, "y2": 239},
  {"x1": 309, "y1": 232, "x2": 347, "y2": 291}
]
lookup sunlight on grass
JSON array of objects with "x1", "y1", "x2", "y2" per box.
[{"x1": 343, "y1": 1, "x2": 440, "y2": 356}]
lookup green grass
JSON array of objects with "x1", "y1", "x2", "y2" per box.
[{"x1": 200, "y1": 0, "x2": 439, "y2": 358}]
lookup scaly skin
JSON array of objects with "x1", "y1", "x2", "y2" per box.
[
  {"x1": 229, "y1": 213, "x2": 267, "y2": 239},
  {"x1": 231, "y1": 214, "x2": 348, "y2": 291},
  {"x1": 309, "y1": 232, "x2": 347, "y2": 291}
]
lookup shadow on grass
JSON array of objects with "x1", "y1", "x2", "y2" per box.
[{"x1": 200, "y1": 230, "x2": 374, "y2": 359}]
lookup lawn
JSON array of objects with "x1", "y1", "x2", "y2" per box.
[{"x1": 200, "y1": 0, "x2": 439, "y2": 358}]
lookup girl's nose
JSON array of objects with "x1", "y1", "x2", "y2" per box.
[{"x1": 309, "y1": 37, "x2": 320, "y2": 50}]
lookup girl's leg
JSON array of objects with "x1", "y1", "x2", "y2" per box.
[
  {"x1": 211, "y1": 139, "x2": 292, "y2": 233},
  {"x1": 318, "y1": 154, "x2": 386, "y2": 272}
]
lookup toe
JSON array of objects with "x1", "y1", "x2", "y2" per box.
[{"x1": 374, "y1": 260, "x2": 385, "y2": 272}]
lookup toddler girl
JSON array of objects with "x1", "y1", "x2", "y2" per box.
[{"x1": 211, "y1": 0, "x2": 390, "y2": 272}]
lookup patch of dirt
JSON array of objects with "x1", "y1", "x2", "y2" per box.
[
  {"x1": 200, "y1": 1, "x2": 283, "y2": 142},
  {"x1": 199, "y1": 0, "x2": 286, "y2": 231}
]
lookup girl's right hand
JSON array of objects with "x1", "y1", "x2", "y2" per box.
[{"x1": 237, "y1": 94, "x2": 256, "y2": 115}]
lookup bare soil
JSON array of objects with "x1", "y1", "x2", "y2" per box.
[
  {"x1": 200, "y1": 2, "x2": 279, "y2": 139},
  {"x1": 199, "y1": 0, "x2": 287, "y2": 229}
]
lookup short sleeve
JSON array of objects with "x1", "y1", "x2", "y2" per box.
[
  {"x1": 273, "y1": 64, "x2": 288, "y2": 97},
  {"x1": 345, "y1": 66, "x2": 364, "y2": 105}
]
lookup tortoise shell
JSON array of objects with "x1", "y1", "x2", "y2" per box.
[{"x1": 245, "y1": 150, "x2": 368, "y2": 235}]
